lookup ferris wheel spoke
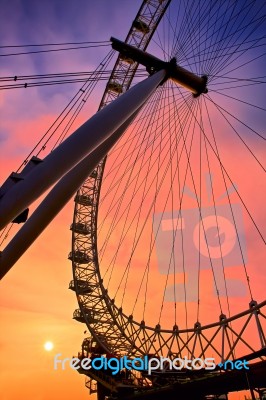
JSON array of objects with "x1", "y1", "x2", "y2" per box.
[
  {"x1": 203, "y1": 96, "x2": 255, "y2": 299},
  {"x1": 172, "y1": 93, "x2": 226, "y2": 316},
  {"x1": 66, "y1": 1, "x2": 266, "y2": 376},
  {"x1": 200, "y1": 98, "x2": 232, "y2": 319},
  {"x1": 107, "y1": 89, "x2": 196, "y2": 318},
  {"x1": 206, "y1": 95, "x2": 266, "y2": 157},
  {"x1": 98, "y1": 93, "x2": 193, "y2": 247},
  {"x1": 204, "y1": 0, "x2": 253, "y2": 74}
]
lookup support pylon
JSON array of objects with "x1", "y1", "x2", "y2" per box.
[
  {"x1": 0, "y1": 71, "x2": 166, "y2": 279},
  {"x1": 0, "y1": 69, "x2": 166, "y2": 231}
]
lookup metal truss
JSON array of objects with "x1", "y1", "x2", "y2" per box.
[
  {"x1": 70, "y1": 0, "x2": 172, "y2": 356},
  {"x1": 69, "y1": 0, "x2": 266, "y2": 394}
]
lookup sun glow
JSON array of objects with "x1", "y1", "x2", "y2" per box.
[{"x1": 44, "y1": 341, "x2": 54, "y2": 351}]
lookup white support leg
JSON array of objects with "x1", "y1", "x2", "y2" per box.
[
  {"x1": 0, "y1": 69, "x2": 166, "y2": 231},
  {"x1": 0, "y1": 107, "x2": 141, "y2": 279}
]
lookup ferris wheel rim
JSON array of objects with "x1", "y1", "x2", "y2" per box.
[
  {"x1": 70, "y1": 0, "x2": 266, "y2": 359},
  {"x1": 71, "y1": 0, "x2": 174, "y2": 356}
]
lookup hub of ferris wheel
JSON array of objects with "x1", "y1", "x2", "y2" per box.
[{"x1": 111, "y1": 37, "x2": 208, "y2": 97}]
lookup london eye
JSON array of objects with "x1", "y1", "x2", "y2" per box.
[{"x1": 0, "y1": 1, "x2": 265, "y2": 399}]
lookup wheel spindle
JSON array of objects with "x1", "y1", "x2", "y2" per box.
[{"x1": 111, "y1": 36, "x2": 208, "y2": 96}]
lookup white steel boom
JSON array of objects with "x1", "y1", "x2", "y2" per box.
[{"x1": 0, "y1": 69, "x2": 166, "y2": 231}]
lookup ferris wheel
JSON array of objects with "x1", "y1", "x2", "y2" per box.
[
  {"x1": 68, "y1": 0, "x2": 266, "y2": 377},
  {"x1": 0, "y1": 0, "x2": 265, "y2": 397}
]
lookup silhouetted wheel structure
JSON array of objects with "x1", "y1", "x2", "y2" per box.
[{"x1": 69, "y1": 0, "x2": 266, "y2": 397}]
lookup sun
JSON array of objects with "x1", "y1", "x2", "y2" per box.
[{"x1": 44, "y1": 341, "x2": 54, "y2": 351}]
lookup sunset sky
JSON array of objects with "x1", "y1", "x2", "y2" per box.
[
  {"x1": 0, "y1": 1, "x2": 265, "y2": 400},
  {"x1": 0, "y1": 1, "x2": 142, "y2": 399}
]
